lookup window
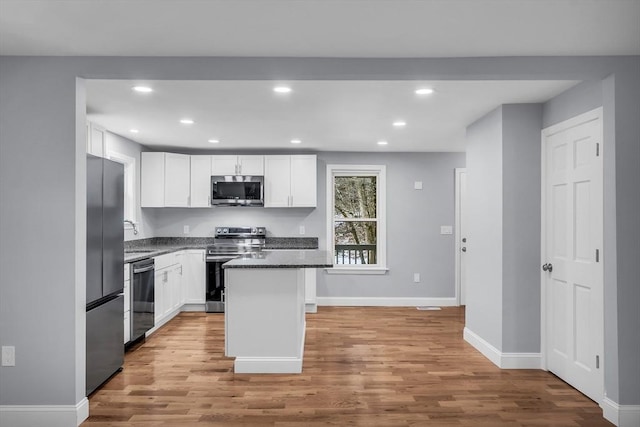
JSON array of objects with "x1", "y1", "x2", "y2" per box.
[
  {"x1": 106, "y1": 150, "x2": 136, "y2": 226},
  {"x1": 326, "y1": 165, "x2": 387, "y2": 274}
]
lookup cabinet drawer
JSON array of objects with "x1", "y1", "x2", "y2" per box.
[{"x1": 154, "y1": 252, "x2": 180, "y2": 270}]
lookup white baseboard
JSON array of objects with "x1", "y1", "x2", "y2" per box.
[
  {"x1": 463, "y1": 327, "x2": 542, "y2": 369},
  {"x1": 316, "y1": 297, "x2": 457, "y2": 307},
  {"x1": 0, "y1": 397, "x2": 88, "y2": 427},
  {"x1": 603, "y1": 396, "x2": 640, "y2": 427},
  {"x1": 234, "y1": 323, "x2": 306, "y2": 374},
  {"x1": 180, "y1": 303, "x2": 206, "y2": 312},
  {"x1": 234, "y1": 356, "x2": 303, "y2": 373}
]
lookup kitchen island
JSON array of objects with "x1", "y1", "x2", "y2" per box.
[{"x1": 223, "y1": 250, "x2": 332, "y2": 373}]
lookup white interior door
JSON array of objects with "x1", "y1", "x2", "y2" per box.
[
  {"x1": 455, "y1": 168, "x2": 468, "y2": 305},
  {"x1": 543, "y1": 108, "x2": 603, "y2": 403}
]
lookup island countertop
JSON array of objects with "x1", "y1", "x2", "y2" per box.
[{"x1": 223, "y1": 250, "x2": 332, "y2": 269}]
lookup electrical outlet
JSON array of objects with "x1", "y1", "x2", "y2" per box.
[
  {"x1": 183, "y1": 225, "x2": 190, "y2": 234},
  {"x1": 2, "y1": 346, "x2": 15, "y2": 366},
  {"x1": 414, "y1": 181, "x2": 423, "y2": 190},
  {"x1": 299, "y1": 225, "x2": 305, "y2": 235},
  {"x1": 413, "y1": 273, "x2": 421, "y2": 283}
]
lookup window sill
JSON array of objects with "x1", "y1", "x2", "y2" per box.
[{"x1": 324, "y1": 267, "x2": 389, "y2": 275}]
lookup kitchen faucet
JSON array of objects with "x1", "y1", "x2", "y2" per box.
[{"x1": 124, "y1": 219, "x2": 138, "y2": 235}]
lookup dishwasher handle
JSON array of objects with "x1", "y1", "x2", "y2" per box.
[{"x1": 133, "y1": 264, "x2": 154, "y2": 274}]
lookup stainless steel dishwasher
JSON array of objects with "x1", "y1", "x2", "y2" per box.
[{"x1": 130, "y1": 258, "x2": 155, "y2": 342}]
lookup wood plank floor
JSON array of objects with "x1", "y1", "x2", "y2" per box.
[{"x1": 83, "y1": 307, "x2": 612, "y2": 426}]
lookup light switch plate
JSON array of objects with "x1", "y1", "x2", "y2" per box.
[
  {"x1": 440, "y1": 225, "x2": 453, "y2": 235},
  {"x1": 299, "y1": 225, "x2": 305, "y2": 235},
  {"x1": 183, "y1": 225, "x2": 190, "y2": 234},
  {"x1": 414, "y1": 181, "x2": 423, "y2": 190},
  {"x1": 413, "y1": 273, "x2": 421, "y2": 283},
  {"x1": 2, "y1": 346, "x2": 15, "y2": 366}
]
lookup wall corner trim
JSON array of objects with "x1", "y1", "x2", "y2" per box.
[
  {"x1": 0, "y1": 397, "x2": 89, "y2": 427},
  {"x1": 463, "y1": 327, "x2": 542, "y2": 369},
  {"x1": 316, "y1": 297, "x2": 457, "y2": 307},
  {"x1": 602, "y1": 396, "x2": 640, "y2": 427}
]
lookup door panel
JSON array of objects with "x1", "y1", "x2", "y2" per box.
[
  {"x1": 544, "y1": 108, "x2": 603, "y2": 403},
  {"x1": 102, "y1": 159, "x2": 125, "y2": 296}
]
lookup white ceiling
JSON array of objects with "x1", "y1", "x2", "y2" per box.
[
  {"x1": 1, "y1": 0, "x2": 639, "y2": 57},
  {"x1": 86, "y1": 79, "x2": 578, "y2": 152}
]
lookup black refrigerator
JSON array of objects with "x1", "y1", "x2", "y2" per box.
[{"x1": 86, "y1": 154, "x2": 125, "y2": 396}]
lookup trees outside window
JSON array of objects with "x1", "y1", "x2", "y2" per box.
[{"x1": 327, "y1": 165, "x2": 386, "y2": 272}]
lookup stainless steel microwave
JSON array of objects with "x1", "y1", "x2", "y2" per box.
[{"x1": 211, "y1": 175, "x2": 264, "y2": 206}]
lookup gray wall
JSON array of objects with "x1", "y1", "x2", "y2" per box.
[
  {"x1": 501, "y1": 104, "x2": 543, "y2": 353},
  {"x1": 0, "y1": 56, "x2": 638, "y2": 409},
  {"x1": 465, "y1": 107, "x2": 504, "y2": 350},
  {"x1": 149, "y1": 152, "x2": 466, "y2": 299},
  {"x1": 103, "y1": 131, "x2": 153, "y2": 241}
]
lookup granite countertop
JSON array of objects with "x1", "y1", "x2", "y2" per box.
[
  {"x1": 123, "y1": 236, "x2": 319, "y2": 263},
  {"x1": 223, "y1": 250, "x2": 332, "y2": 269}
]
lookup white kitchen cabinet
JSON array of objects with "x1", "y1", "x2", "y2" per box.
[
  {"x1": 264, "y1": 155, "x2": 317, "y2": 207},
  {"x1": 141, "y1": 152, "x2": 191, "y2": 207},
  {"x1": 304, "y1": 268, "x2": 317, "y2": 313},
  {"x1": 190, "y1": 155, "x2": 212, "y2": 207},
  {"x1": 212, "y1": 155, "x2": 264, "y2": 175},
  {"x1": 181, "y1": 250, "x2": 206, "y2": 305},
  {"x1": 151, "y1": 252, "x2": 183, "y2": 331},
  {"x1": 87, "y1": 122, "x2": 106, "y2": 157},
  {"x1": 164, "y1": 153, "x2": 191, "y2": 207}
]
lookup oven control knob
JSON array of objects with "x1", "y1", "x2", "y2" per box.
[
  {"x1": 222, "y1": 228, "x2": 228, "y2": 234},
  {"x1": 251, "y1": 227, "x2": 257, "y2": 234}
]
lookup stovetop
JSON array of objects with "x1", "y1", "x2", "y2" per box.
[{"x1": 207, "y1": 226, "x2": 266, "y2": 257}]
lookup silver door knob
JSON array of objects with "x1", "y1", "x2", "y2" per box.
[
  {"x1": 462, "y1": 238, "x2": 467, "y2": 243},
  {"x1": 461, "y1": 247, "x2": 467, "y2": 252},
  {"x1": 542, "y1": 263, "x2": 553, "y2": 272}
]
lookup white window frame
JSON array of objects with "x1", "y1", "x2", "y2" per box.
[
  {"x1": 106, "y1": 150, "x2": 137, "y2": 227},
  {"x1": 326, "y1": 164, "x2": 387, "y2": 275}
]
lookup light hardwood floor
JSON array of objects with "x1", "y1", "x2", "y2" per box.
[{"x1": 84, "y1": 307, "x2": 612, "y2": 426}]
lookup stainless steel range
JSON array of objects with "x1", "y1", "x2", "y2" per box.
[{"x1": 205, "y1": 226, "x2": 266, "y2": 312}]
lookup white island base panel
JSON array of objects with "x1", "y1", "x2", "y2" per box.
[{"x1": 225, "y1": 268, "x2": 306, "y2": 374}]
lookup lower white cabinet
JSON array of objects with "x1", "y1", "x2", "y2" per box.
[
  {"x1": 152, "y1": 253, "x2": 183, "y2": 331},
  {"x1": 304, "y1": 268, "x2": 317, "y2": 313},
  {"x1": 182, "y1": 250, "x2": 206, "y2": 305}
]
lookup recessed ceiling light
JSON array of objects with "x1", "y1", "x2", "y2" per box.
[
  {"x1": 377, "y1": 140, "x2": 388, "y2": 145},
  {"x1": 290, "y1": 139, "x2": 302, "y2": 144},
  {"x1": 180, "y1": 118, "x2": 194, "y2": 125},
  {"x1": 129, "y1": 129, "x2": 139, "y2": 133},
  {"x1": 273, "y1": 86, "x2": 292, "y2": 94},
  {"x1": 415, "y1": 88, "x2": 434, "y2": 95},
  {"x1": 208, "y1": 139, "x2": 219, "y2": 144},
  {"x1": 132, "y1": 86, "x2": 153, "y2": 93},
  {"x1": 393, "y1": 121, "x2": 407, "y2": 127}
]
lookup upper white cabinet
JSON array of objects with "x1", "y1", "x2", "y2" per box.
[
  {"x1": 141, "y1": 152, "x2": 191, "y2": 207},
  {"x1": 264, "y1": 155, "x2": 317, "y2": 207},
  {"x1": 86, "y1": 122, "x2": 106, "y2": 157},
  {"x1": 190, "y1": 155, "x2": 212, "y2": 207},
  {"x1": 165, "y1": 153, "x2": 191, "y2": 207},
  {"x1": 212, "y1": 155, "x2": 264, "y2": 175}
]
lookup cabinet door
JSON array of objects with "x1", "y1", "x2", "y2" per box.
[
  {"x1": 182, "y1": 250, "x2": 206, "y2": 304},
  {"x1": 291, "y1": 155, "x2": 317, "y2": 207},
  {"x1": 169, "y1": 264, "x2": 183, "y2": 312},
  {"x1": 154, "y1": 269, "x2": 165, "y2": 324},
  {"x1": 211, "y1": 155, "x2": 238, "y2": 175},
  {"x1": 164, "y1": 153, "x2": 191, "y2": 207},
  {"x1": 238, "y1": 155, "x2": 264, "y2": 175},
  {"x1": 141, "y1": 152, "x2": 165, "y2": 207},
  {"x1": 190, "y1": 155, "x2": 212, "y2": 207},
  {"x1": 264, "y1": 155, "x2": 291, "y2": 207}
]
